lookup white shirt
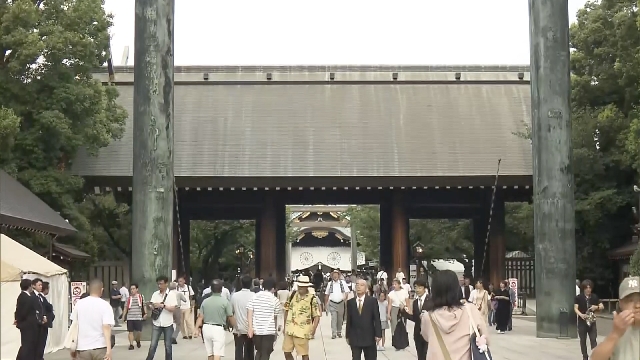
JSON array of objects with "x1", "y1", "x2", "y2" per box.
[
  {"x1": 395, "y1": 272, "x2": 405, "y2": 281},
  {"x1": 325, "y1": 280, "x2": 349, "y2": 303},
  {"x1": 247, "y1": 291, "x2": 281, "y2": 335},
  {"x1": 72, "y1": 296, "x2": 114, "y2": 351},
  {"x1": 150, "y1": 289, "x2": 178, "y2": 327},
  {"x1": 469, "y1": 289, "x2": 489, "y2": 305},
  {"x1": 415, "y1": 293, "x2": 427, "y2": 311},
  {"x1": 388, "y1": 289, "x2": 409, "y2": 308},
  {"x1": 202, "y1": 287, "x2": 211, "y2": 296},
  {"x1": 576, "y1": 285, "x2": 580, "y2": 296},
  {"x1": 356, "y1": 295, "x2": 366, "y2": 309},
  {"x1": 461, "y1": 285, "x2": 473, "y2": 301},
  {"x1": 222, "y1": 287, "x2": 231, "y2": 301},
  {"x1": 401, "y1": 283, "x2": 411, "y2": 293},
  {"x1": 119, "y1": 286, "x2": 129, "y2": 303},
  {"x1": 376, "y1": 271, "x2": 388, "y2": 281},
  {"x1": 176, "y1": 284, "x2": 194, "y2": 310}
]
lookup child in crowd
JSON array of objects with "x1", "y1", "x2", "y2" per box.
[{"x1": 377, "y1": 291, "x2": 389, "y2": 351}]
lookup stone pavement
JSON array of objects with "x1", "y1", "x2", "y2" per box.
[{"x1": 45, "y1": 315, "x2": 603, "y2": 360}]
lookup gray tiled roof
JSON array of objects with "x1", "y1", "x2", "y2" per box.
[
  {"x1": 71, "y1": 66, "x2": 532, "y2": 178},
  {"x1": 0, "y1": 170, "x2": 77, "y2": 236}
]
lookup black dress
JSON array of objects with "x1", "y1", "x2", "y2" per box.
[{"x1": 494, "y1": 288, "x2": 511, "y2": 332}]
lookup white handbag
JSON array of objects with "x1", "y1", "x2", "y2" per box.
[{"x1": 63, "y1": 311, "x2": 79, "y2": 351}]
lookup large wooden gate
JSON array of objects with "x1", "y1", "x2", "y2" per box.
[
  {"x1": 505, "y1": 251, "x2": 535, "y2": 297},
  {"x1": 88, "y1": 261, "x2": 130, "y2": 298}
]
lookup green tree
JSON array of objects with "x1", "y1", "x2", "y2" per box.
[
  {"x1": 0, "y1": 0, "x2": 127, "y2": 254},
  {"x1": 569, "y1": 0, "x2": 639, "y2": 283},
  {"x1": 190, "y1": 220, "x2": 255, "y2": 283}
]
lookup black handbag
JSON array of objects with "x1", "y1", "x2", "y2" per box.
[
  {"x1": 151, "y1": 291, "x2": 169, "y2": 321},
  {"x1": 391, "y1": 317, "x2": 409, "y2": 350},
  {"x1": 464, "y1": 305, "x2": 492, "y2": 360}
]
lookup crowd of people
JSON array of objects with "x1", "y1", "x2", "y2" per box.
[{"x1": 13, "y1": 269, "x2": 639, "y2": 360}]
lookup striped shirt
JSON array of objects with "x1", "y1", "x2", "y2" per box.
[
  {"x1": 247, "y1": 291, "x2": 281, "y2": 335},
  {"x1": 126, "y1": 294, "x2": 144, "y2": 321}
]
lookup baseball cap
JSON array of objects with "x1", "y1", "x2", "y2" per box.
[{"x1": 618, "y1": 276, "x2": 640, "y2": 300}]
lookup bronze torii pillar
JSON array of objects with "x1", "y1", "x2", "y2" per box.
[{"x1": 391, "y1": 191, "x2": 409, "y2": 282}]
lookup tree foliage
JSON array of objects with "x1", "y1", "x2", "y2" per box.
[
  {"x1": 0, "y1": 0, "x2": 127, "y2": 255},
  {"x1": 570, "y1": 0, "x2": 639, "y2": 283}
]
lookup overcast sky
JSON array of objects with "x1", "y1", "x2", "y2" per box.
[{"x1": 104, "y1": 0, "x2": 588, "y2": 66}]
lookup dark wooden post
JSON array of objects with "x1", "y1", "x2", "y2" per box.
[
  {"x1": 180, "y1": 217, "x2": 190, "y2": 281},
  {"x1": 259, "y1": 193, "x2": 277, "y2": 278},
  {"x1": 379, "y1": 201, "x2": 392, "y2": 274},
  {"x1": 131, "y1": 0, "x2": 175, "y2": 301},
  {"x1": 529, "y1": 0, "x2": 576, "y2": 338},
  {"x1": 275, "y1": 201, "x2": 287, "y2": 280},
  {"x1": 391, "y1": 191, "x2": 409, "y2": 282},
  {"x1": 488, "y1": 194, "x2": 506, "y2": 289},
  {"x1": 473, "y1": 210, "x2": 489, "y2": 282}
]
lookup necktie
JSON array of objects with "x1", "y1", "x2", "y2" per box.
[
  {"x1": 418, "y1": 297, "x2": 423, "y2": 310},
  {"x1": 358, "y1": 298, "x2": 363, "y2": 314}
]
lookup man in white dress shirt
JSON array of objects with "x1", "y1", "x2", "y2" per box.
[
  {"x1": 324, "y1": 270, "x2": 349, "y2": 339},
  {"x1": 394, "y1": 268, "x2": 405, "y2": 282}
]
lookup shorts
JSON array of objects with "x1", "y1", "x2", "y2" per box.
[
  {"x1": 282, "y1": 334, "x2": 309, "y2": 356},
  {"x1": 127, "y1": 320, "x2": 143, "y2": 332},
  {"x1": 202, "y1": 324, "x2": 226, "y2": 356}
]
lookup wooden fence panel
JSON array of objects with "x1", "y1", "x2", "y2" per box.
[{"x1": 88, "y1": 261, "x2": 130, "y2": 298}]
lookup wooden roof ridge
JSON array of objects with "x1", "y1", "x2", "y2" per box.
[{"x1": 0, "y1": 170, "x2": 77, "y2": 236}]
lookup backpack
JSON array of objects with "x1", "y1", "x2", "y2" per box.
[
  {"x1": 126, "y1": 294, "x2": 145, "y2": 316},
  {"x1": 286, "y1": 290, "x2": 316, "y2": 319},
  {"x1": 328, "y1": 280, "x2": 347, "y2": 294}
]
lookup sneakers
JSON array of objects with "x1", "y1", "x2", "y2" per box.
[
  {"x1": 136, "y1": 341, "x2": 141, "y2": 348},
  {"x1": 377, "y1": 346, "x2": 385, "y2": 351},
  {"x1": 128, "y1": 345, "x2": 134, "y2": 350}
]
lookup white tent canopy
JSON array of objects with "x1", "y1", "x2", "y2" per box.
[{"x1": 1, "y1": 234, "x2": 70, "y2": 360}]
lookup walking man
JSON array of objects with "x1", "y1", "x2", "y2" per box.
[
  {"x1": 345, "y1": 279, "x2": 381, "y2": 360},
  {"x1": 71, "y1": 279, "x2": 114, "y2": 360},
  {"x1": 248, "y1": 278, "x2": 281, "y2": 360},
  {"x1": 169, "y1": 282, "x2": 187, "y2": 344},
  {"x1": 574, "y1": 279, "x2": 604, "y2": 360},
  {"x1": 231, "y1": 275, "x2": 256, "y2": 360},
  {"x1": 195, "y1": 280, "x2": 236, "y2": 360},
  {"x1": 146, "y1": 275, "x2": 178, "y2": 360},
  {"x1": 122, "y1": 283, "x2": 145, "y2": 350},
  {"x1": 109, "y1": 281, "x2": 122, "y2": 327},
  {"x1": 324, "y1": 270, "x2": 349, "y2": 339},
  {"x1": 283, "y1": 275, "x2": 320, "y2": 360},
  {"x1": 176, "y1": 276, "x2": 196, "y2": 339}
]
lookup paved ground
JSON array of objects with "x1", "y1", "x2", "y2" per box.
[{"x1": 46, "y1": 315, "x2": 605, "y2": 360}]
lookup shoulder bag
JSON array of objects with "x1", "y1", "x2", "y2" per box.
[
  {"x1": 429, "y1": 312, "x2": 452, "y2": 360},
  {"x1": 64, "y1": 309, "x2": 79, "y2": 351},
  {"x1": 151, "y1": 291, "x2": 169, "y2": 321},
  {"x1": 464, "y1": 305, "x2": 493, "y2": 360}
]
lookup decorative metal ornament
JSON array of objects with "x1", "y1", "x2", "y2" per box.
[
  {"x1": 327, "y1": 252, "x2": 341, "y2": 266},
  {"x1": 300, "y1": 252, "x2": 314, "y2": 266},
  {"x1": 312, "y1": 231, "x2": 329, "y2": 238}
]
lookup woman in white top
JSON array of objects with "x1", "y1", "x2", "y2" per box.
[{"x1": 387, "y1": 279, "x2": 408, "y2": 335}]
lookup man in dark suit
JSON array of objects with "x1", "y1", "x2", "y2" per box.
[
  {"x1": 345, "y1": 279, "x2": 381, "y2": 360},
  {"x1": 36, "y1": 281, "x2": 55, "y2": 359},
  {"x1": 31, "y1": 278, "x2": 49, "y2": 360},
  {"x1": 15, "y1": 278, "x2": 37, "y2": 360},
  {"x1": 401, "y1": 278, "x2": 429, "y2": 360}
]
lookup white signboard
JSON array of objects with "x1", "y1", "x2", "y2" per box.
[
  {"x1": 508, "y1": 278, "x2": 518, "y2": 308},
  {"x1": 70, "y1": 281, "x2": 87, "y2": 311}
]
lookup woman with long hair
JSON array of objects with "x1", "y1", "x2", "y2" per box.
[
  {"x1": 419, "y1": 270, "x2": 489, "y2": 360},
  {"x1": 472, "y1": 280, "x2": 490, "y2": 326},
  {"x1": 494, "y1": 280, "x2": 511, "y2": 333}
]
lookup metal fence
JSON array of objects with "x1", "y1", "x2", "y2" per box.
[{"x1": 505, "y1": 257, "x2": 535, "y2": 297}]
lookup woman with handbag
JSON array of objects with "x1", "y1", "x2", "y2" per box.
[
  {"x1": 471, "y1": 280, "x2": 490, "y2": 326},
  {"x1": 419, "y1": 270, "x2": 491, "y2": 360}
]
